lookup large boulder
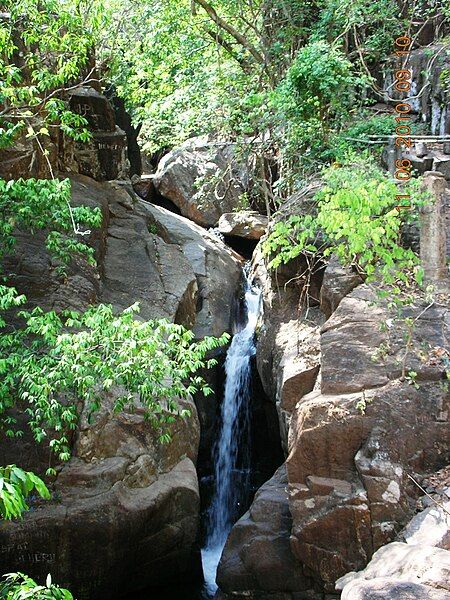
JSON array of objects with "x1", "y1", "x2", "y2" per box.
[
  {"x1": 336, "y1": 470, "x2": 450, "y2": 599},
  {"x1": 141, "y1": 203, "x2": 243, "y2": 456},
  {"x1": 0, "y1": 395, "x2": 201, "y2": 600},
  {"x1": 142, "y1": 202, "x2": 242, "y2": 338},
  {"x1": 216, "y1": 466, "x2": 315, "y2": 599},
  {"x1": 152, "y1": 137, "x2": 249, "y2": 227},
  {"x1": 99, "y1": 182, "x2": 199, "y2": 325},
  {"x1": 400, "y1": 498, "x2": 450, "y2": 550},
  {"x1": 337, "y1": 542, "x2": 450, "y2": 598},
  {"x1": 218, "y1": 211, "x2": 268, "y2": 240}
]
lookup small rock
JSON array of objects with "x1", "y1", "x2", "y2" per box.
[
  {"x1": 416, "y1": 141, "x2": 428, "y2": 158},
  {"x1": 218, "y1": 211, "x2": 268, "y2": 240}
]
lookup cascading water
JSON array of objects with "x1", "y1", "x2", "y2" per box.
[{"x1": 201, "y1": 266, "x2": 262, "y2": 597}]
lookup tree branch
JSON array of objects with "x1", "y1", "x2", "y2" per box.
[
  {"x1": 202, "y1": 26, "x2": 253, "y2": 73},
  {"x1": 193, "y1": 0, "x2": 265, "y2": 65}
]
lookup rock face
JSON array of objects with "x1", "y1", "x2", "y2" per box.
[
  {"x1": 383, "y1": 43, "x2": 450, "y2": 135},
  {"x1": 286, "y1": 286, "x2": 449, "y2": 591},
  {"x1": 99, "y1": 182, "x2": 199, "y2": 325},
  {"x1": 1, "y1": 174, "x2": 242, "y2": 598},
  {"x1": 219, "y1": 216, "x2": 450, "y2": 599},
  {"x1": 253, "y1": 245, "x2": 325, "y2": 451},
  {"x1": 153, "y1": 137, "x2": 249, "y2": 227},
  {"x1": 218, "y1": 211, "x2": 268, "y2": 240},
  {"x1": 0, "y1": 86, "x2": 128, "y2": 182}
]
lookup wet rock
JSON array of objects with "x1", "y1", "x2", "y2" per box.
[
  {"x1": 217, "y1": 466, "x2": 313, "y2": 596},
  {"x1": 218, "y1": 211, "x2": 268, "y2": 240},
  {"x1": 153, "y1": 136, "x2": 249, "y2": 227}
]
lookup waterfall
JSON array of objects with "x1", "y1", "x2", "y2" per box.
[{"x1": 201, "y1": 266, "x2": 262, "y2": 597}]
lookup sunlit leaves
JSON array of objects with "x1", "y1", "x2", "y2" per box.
[
  {"x1": 0, "y1": 572, "x2": 73, "y2": 599},
  {"x1": 0, "y1": 465, "x2": 50, "y2": 520},
  {"x1": 263, "y1": 156, "x2": 420, "y2": 283}
]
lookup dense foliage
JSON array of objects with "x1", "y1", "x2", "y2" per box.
[
  {"x1": 100, "y1": 0, "x2": 449, "y2": 178},
  {"x1": 2, "y1": 302, "x2": 227, "y2": 464}
]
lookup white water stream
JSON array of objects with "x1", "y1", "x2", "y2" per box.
[{"x1": 201, "y1": 268, "x2": 262, "y2": 596}]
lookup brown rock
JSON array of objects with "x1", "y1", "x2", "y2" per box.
[
  {"x1": 218, "y1": 211, "x2": 268, "y2": 240},
  {"x1": 306, "y1": 476, "x2": 353, "y2": 496},
  {"x1": 153, "y1": 136, "x2": 248, "y2": 227}
]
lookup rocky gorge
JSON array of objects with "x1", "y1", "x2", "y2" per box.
[{"x1": 1, "y1": 67, "x2": 450, "y2": 600}]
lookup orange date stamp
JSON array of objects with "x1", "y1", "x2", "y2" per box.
[{"x1": 393, "y1": 35, "x2": 413, "y2": 210}]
